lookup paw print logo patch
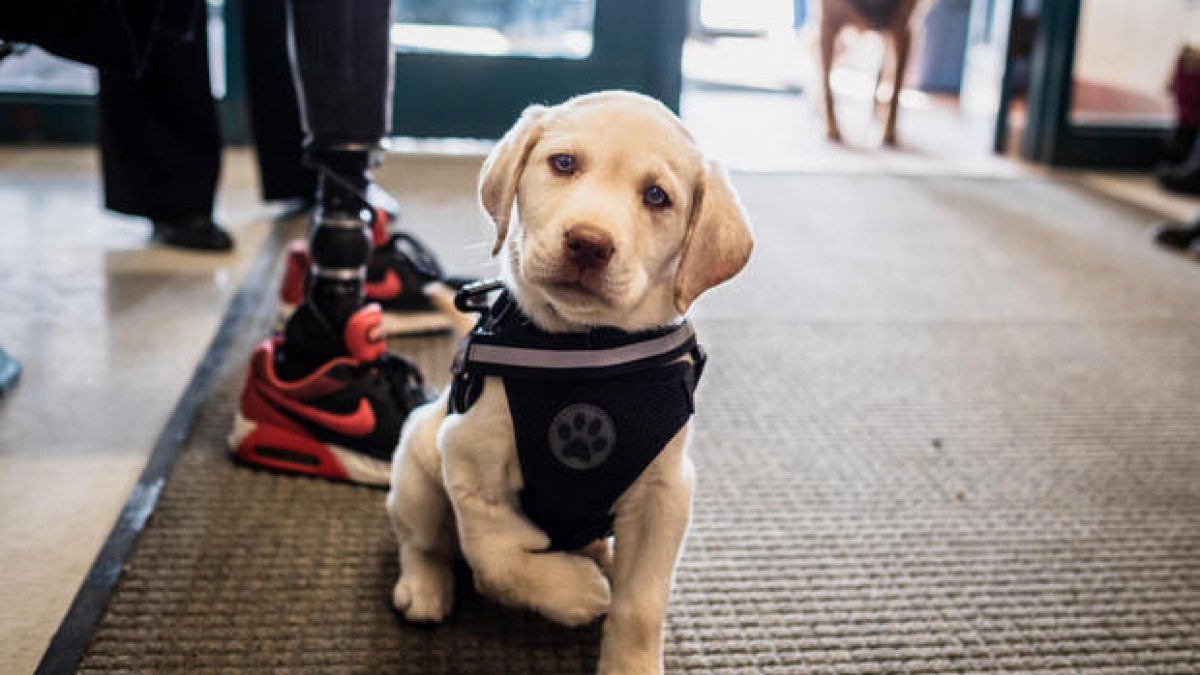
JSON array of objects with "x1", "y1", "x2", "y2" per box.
[{"x1": 548, "y1": 404, "x2": 616, "y2": 470}]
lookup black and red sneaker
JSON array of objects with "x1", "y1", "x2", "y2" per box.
[
  {"x1": 229, "y1": 304, "x2": 432, "y2": 486},
  {"x1": 278, "y1": 209, "x2": 466, "y2": 335}
]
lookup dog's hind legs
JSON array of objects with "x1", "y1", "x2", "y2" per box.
[
  {"x1": 820, "y1": 15, "x2": 843, "y2": 142},
  {"x1": 387, "y1": 402, "x2": 455, "y2": 623},
  {"x1": 883, "y1": 25, "x2": 911, "y2": 146}
]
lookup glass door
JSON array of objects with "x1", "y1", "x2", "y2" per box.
[
  {"x1": 959, "y1": 0, "x2": 1017, "y2": 153},
  {"x1": 0, "y1": 46, "x2": 98, "y2": 142},
  {"x1": 390, "y1": 0, "x2": 687, "y2": 138},
  {"x1": 1, "y1": 0, "x2": 685, "y2": 143},
  {"x1": 1021, "y1": 0, "x2": 1182, "y2": 167}
]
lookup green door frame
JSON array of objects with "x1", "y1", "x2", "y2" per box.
[
  {"x1": 990, "y1": 0, "x2": 1019, "y2": 155},
  {"x1": 0, "y1": 0, "x2": 685, "y2": 144},
  {"x1": 0, "y1": 91, "x2": 97, "y2": 143},
  {"x1": 1021, "y1": 0, "x2": 1167, "y2": 168}
]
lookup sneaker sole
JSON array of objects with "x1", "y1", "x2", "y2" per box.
[
  {"x1": 227, "y1": 412, "x2": 392, "y2": 486},
  {"x1": 275, "y1": 302, "x2": 453, "y2": 336}
]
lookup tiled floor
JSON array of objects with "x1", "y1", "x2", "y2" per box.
[
  {"x1": 1075, "y1": 171, "x2": 1200, "y2": 223},
  {"x1": 0, "y1": 148, "x2": 267, "y2": 674},
  {"x1": 0, "y1": 148, "x2": 502, "y2": 675}
]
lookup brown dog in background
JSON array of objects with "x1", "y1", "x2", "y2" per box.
[{"x1": 818, "y1": 0, "x2": 923, "y2": 145}]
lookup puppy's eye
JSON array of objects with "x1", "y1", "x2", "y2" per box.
[
  {"x1": 643, "y1": 185, "x2": 671, "y2": 208},
  {"x1": 549, "y1": 153, "x2": 577, "y2": 175}
]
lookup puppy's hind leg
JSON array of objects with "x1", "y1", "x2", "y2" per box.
[
  {"x1": 598, "y1": 442, "x2": 695, "y2": 675},
  {"x1": 387, "y1": 399, "x2": 455, "y2": 623}
]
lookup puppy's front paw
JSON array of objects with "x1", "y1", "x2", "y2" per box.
[
  {"x1": 579, "y1": 538, "x2": 614, "y2": 578},
  {"x1": 392, "y1": 567, "x2": 454, "y2": 623},
  {"x1": 530, "y1": 553, "x2": 612, "y2": 626}
]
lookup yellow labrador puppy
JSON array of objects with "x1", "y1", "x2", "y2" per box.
[{"x1": 386, "y1": 90, "x2": 752, "y2": 674}]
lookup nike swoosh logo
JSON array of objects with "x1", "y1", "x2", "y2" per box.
[
  {"x1": 259, "y1": 385, "x2": 377, "y2": 438},
  {"x1": 366, "y1": 269, "x2": 402, "y2": 301}
]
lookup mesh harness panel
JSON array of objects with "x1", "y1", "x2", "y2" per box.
[{"x1": 449, "y1": 284, "x2": 706, "y2": 550}]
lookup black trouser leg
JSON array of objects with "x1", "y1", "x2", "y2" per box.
[
  {"x1": 287, "y1": 0, "x2": 394, "y2": 149},
  {"x1": 97, "y1": 11, "x2": 220, "y2": 221},
  {"x1": 241, "y1": 0, "x2": 315, "y2": 202}
]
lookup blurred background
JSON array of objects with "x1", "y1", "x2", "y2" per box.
[{"x1": 3, "y1": 0, "x2": 1197, "y2": 173}]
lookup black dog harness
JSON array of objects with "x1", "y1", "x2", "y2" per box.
[{"x1": 449, "y1": 281, "x2": 706, "y2": 551}]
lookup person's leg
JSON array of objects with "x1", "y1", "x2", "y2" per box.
[
  {"x1": 97, "y1": 6, "x2": 232, "y2": 251},
  {"x1": 287, "y1": 0, "x2": 394, "y2": 156},
  {"x1": 230, "y1": 0, "x2": 433, "y2": 485},
  {"x1": 240, "y1": 0, "x2": 316, "y2": 204},
  {"x1": 1152, "y1": 135, "x2": 1200, "y2": 250},
  {"x1": 282, "y1": 0, "x2": 394, "y2": 350},
  {"x1": 1158, "y1": 132, "x2": 1200, "y2": 196},
  {"x1": 264, "y1": 0, "x2": 466, "y2": 339},
  {"x1": 1152, "y1": 213, "x2": 1200, "y2": 252}
]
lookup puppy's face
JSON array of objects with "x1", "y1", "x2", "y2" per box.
[{"x1": 480, "y1": 91, "x2": 752, "y2": 332}]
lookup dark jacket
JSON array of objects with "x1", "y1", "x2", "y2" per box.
[{"x1": 0, "y1": 0, "x2": 200, "y2": 76}]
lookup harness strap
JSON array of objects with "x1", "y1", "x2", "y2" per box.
[
  {"x1": 467, "y1": 323, "x2": 696, "y2": 374},
  {"x1": 448, "y1": 282, "x2": 706, "y2": 414}
]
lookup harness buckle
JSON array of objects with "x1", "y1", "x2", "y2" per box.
[
  {"x1": 454, "y1": 278, "x2": 506, "y2": 314},
  {"x1": 681, "y1": 344, "x2": 707, "y2": 414},
  {"x1": 689, "y1": 344, "x2": 707, "y2": 389}
]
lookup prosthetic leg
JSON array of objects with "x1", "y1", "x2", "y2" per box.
[
  {"x1": 271, "y1": 0, "x2": 465, "y2": 336},
  {"x1": 274, "y1": 178, "x2": 466, "y2": 337},
  {"x1": 229, "y1": 0, "x2": 432, "y2": 485}
]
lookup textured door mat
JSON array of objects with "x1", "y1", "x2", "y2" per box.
[{"x1": 41, "y1": 173, "x2": 1200, "y2": 674}]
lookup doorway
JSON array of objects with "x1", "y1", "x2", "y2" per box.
[{"x1": 680, "y1": 0, "x2": 1016, "y2": 173}]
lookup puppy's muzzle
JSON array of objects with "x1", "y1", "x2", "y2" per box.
[{"x1": 563, "y1": 224, "x2": 614, "y2": 270}]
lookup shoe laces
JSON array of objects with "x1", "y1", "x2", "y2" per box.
[{"x1": 390, "y1": 232, "x2": 445, "y2": 282}]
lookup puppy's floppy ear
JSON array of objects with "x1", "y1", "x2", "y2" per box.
[
  {"x1": 674, "y1": 160, "x2": 753, "y2": 313},
  {"x1": 479, "y1": 104, "x2": 548, "y2": 256}
]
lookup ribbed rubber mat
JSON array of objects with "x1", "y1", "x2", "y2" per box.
[{"x1": 73, "y1": 173, "x2": 1200, "y2": 674}]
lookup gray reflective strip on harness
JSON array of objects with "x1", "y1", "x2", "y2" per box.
[{"x1": 466, "y1": 322, "x2": 696, "y2": 370}]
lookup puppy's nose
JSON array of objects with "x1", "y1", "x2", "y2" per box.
[{"x1": 564, "y1": 225, "x2": 614, "y2": 269}]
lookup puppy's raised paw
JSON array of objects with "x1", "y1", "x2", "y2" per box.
[
  {"x1": 393, "y1": 568, "x2": 454, "y2": 623},
  {"x1": 579, "y1": 538, "x2": 614, "y2": 578},
  {"x1": 527, "y1": 553, "x2": 612, "y2": 626}
]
